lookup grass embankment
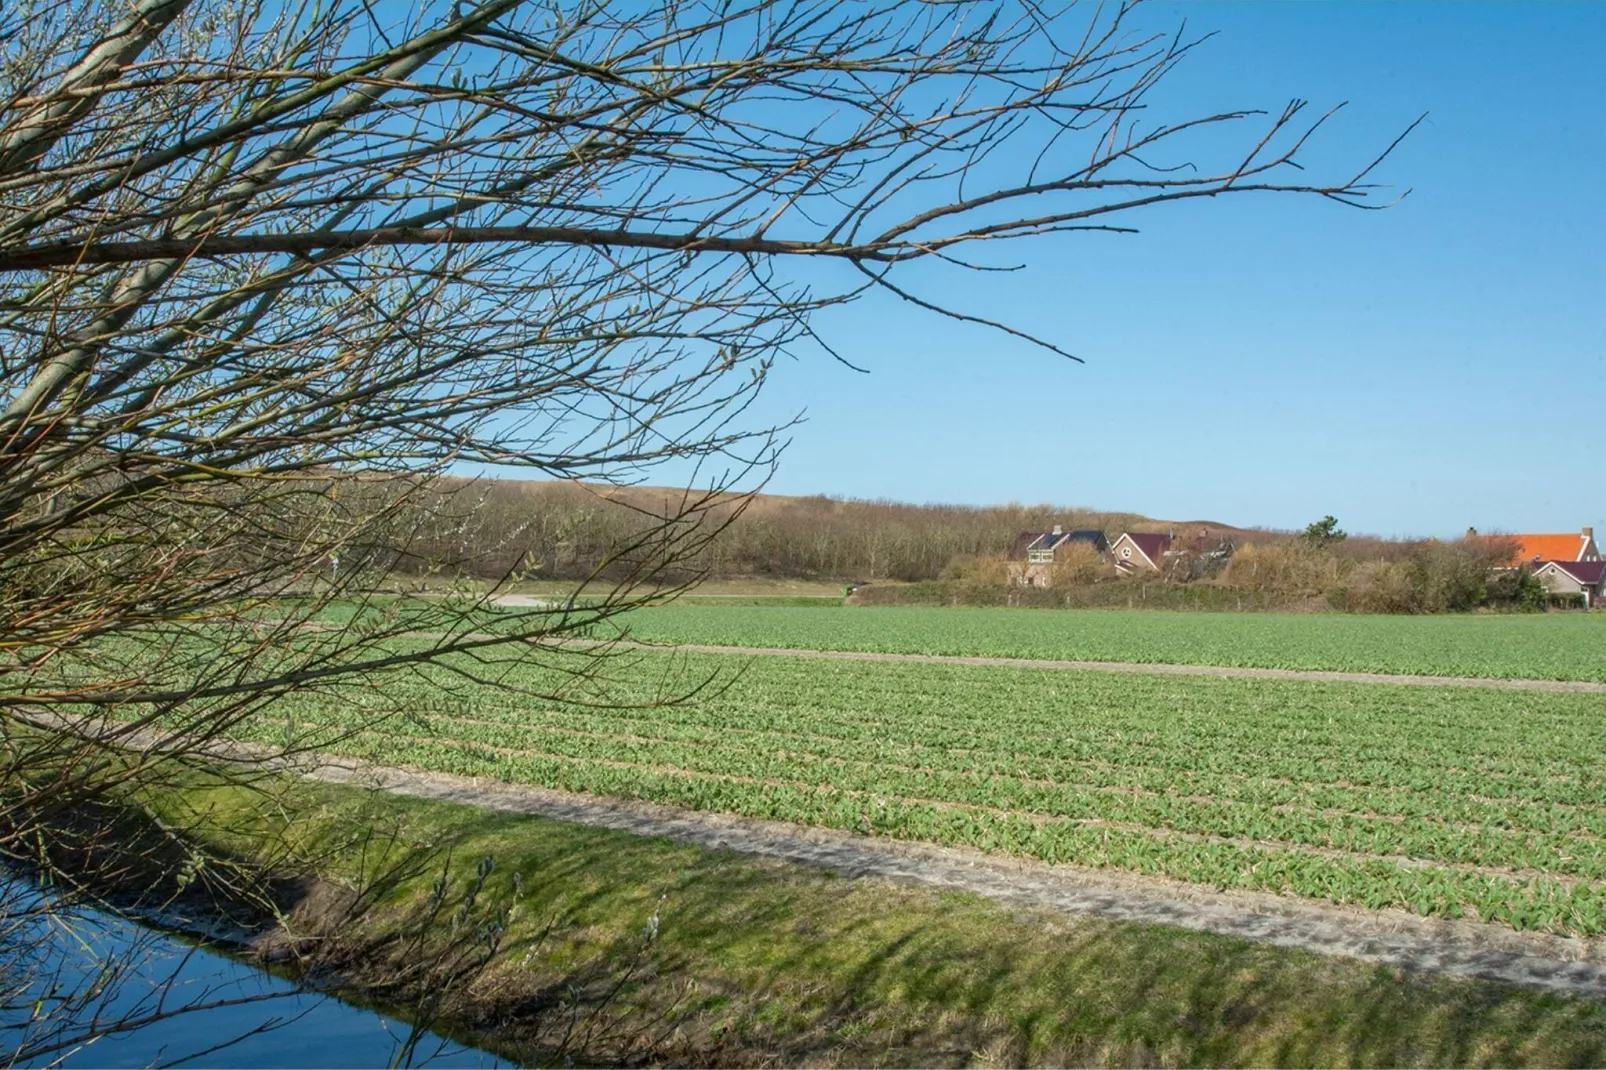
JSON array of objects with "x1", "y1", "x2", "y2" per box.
[
  {"x1": 620, "y1": 604, "x2": 1606, "y2": 681},
  {"x1": 150, "y1": 773, "x2": 1606, "y2": 1067}
]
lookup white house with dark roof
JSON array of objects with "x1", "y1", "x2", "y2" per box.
[
  {"x1": 1007, "y1": 525, "x2": 1109, "y2": 587},
  {"x1": 1532, "y1": 559, "x2": 1605, "y2": 608}
]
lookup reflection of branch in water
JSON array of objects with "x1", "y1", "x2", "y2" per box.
[
  {"x1": 1, "y1": 876, "x2": 314, "y2": 1068},
  {"x1": 0, "y1": 0, "x2": 1410, "y2": 1063},
  {"x1": 2, "y1": 865, "x2": 516, "y2": 1067}
]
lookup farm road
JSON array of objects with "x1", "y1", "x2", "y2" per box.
[
  {"x1": 309, "y1": 756, "x2": 1606, "y2": 1001},
  {"x1": 590, "y1": 639, "x2": 1606, "y2": 693}
]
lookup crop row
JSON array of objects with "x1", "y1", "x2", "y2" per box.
[
  {"x1": 615, "y1": 604, "x2": 1606, "y2": 681},
  {"x1": 250, "y1": 710, "x2": 1606, "y2": 883},
  {"x1": 316, "y1": 700, "x2": 1606, "y2": 838},
  {"x1": 236, "y1": 720, "x2": 1606, "y2": 937},
  {"x1": 357, "y1": 654, "x2": 1606, "y2": 797},
  {"x1": 238, "y1": 646, "x2": 1606, "y2": 935}
]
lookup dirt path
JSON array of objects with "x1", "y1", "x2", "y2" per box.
[
  {"x1": 600, "y1": 639, "x2": 1606, "y2": 693},
  {"x1": 306, "y1": 757, "x2": 1606, "y2": 1001}
]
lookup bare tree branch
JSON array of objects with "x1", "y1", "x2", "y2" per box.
[{"x1": 0, "y1": 0, "x2": 1410, "y2": 1056}]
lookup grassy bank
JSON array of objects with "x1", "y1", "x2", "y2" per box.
[{"x1": 137, "y1": 773, "x2": 1606, "y2": 1067}]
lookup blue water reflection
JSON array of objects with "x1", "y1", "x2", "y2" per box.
[{"x1": 3, "y1": 879, "x2": 505, "y2": 1069}]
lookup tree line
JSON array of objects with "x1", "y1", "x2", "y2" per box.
[
  {"x1": 864, "y1": 526, "x2": 1550, "y2": 613},
  {"x1": 388, "y1": 477, "x2": 1163, "y2": 584}
]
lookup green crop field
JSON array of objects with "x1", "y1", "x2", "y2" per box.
[
  {"x1": 246, "y1": 646, "x2": 1606, "y2": 936},
  {"x1": 616, "y1": 604, "x2": 1606, "y2": 681}
]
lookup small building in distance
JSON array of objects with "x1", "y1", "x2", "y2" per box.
[
  {"x1": 1473, "y1": 526, "x2": 1601, "y2": 567},
  {"x1": 1532, "y1": 559, "x2": 1605, "y2": 608},
  {"x1": 1108, "y1": 531, "x2": 1173, "y2": 574},
  {"x1": 1467, "y1": 526, "x2": 1601, "y2": 608},
  {"x1": 1007, "y1": 525, "x2": 1109, "y2": 587}
]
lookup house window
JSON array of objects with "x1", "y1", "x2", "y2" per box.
[
  {"x1": 1028, "y1": 549, "x2": 1053, "y2": 564},
  {"x1": 1121, "y1": 547, "x2": 1132, "y2": 559}
]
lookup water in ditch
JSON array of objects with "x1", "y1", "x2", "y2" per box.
[{"x1": 2, "y1": 878, "x2": 505, "y2": 1068}]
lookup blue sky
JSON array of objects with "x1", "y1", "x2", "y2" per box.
[{"x1": 743, "y1": 2, "x2": 1604, "y2": 539}]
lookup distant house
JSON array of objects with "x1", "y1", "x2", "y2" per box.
[
  {"x1": 1010, "y1": 526, "x2": 1109, "y2": 563},
  {"x1": 1474, "y1": 527, "x2": 1601, "y2": 567},
  {"x1": 1108, "y1": 531, "x2": 1173, "y2": 574},
  {"x1": 1468, "y1": 526, "x2": 1602, "y2": 605},
  {"x1": 1533, "y1": 560, "x2": 1605, "y2": 608},
  {"x1": 1168, "y1": 526, "x2": 1237, "y2": 579},
  {"x1": 1007, "y1": 525, "x2": 1108, "y2": 587}
]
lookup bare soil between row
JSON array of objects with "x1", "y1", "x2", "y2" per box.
[
  {"x1": 601, "y1": 639, "x2": 1606, "y2": 692},
  {"x1": 306, "y1": 756, "x2": 1606, "y2": 1001}
]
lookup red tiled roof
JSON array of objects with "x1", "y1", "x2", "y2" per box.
[{"x1": 1507, "y1": 533, "x2": 1596, "y2": 564}]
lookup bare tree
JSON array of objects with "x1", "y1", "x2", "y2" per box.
[{"x1": 0, "y1": 0, "x2": 1411, "y2": 1057}]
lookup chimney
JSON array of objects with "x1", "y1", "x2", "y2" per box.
[
  {"x1": 1585, "y1": 526, "x2": 1594, "y2": 539},
  {"x1": 1466, "y1": 527, "x2": 1477, "y2": 539},
  {"x1": 1051, "y1": 524, "x2": 1063, "y2": 536}
]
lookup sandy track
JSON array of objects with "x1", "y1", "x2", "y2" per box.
[
  {"x1": 598, "y1": 639, "x2": 1606, "y2": 693},
  {"x1": 307, "y1": 756, "x2": 1606, "y2": 1001}
]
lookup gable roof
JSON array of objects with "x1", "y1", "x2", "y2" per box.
[
  {"x1": 1506, "y1": 533, "x2": 1599, "y2": 564},
  {"x1": 1010, "y1": 529, "x2": 1109, "y2": 560},
  {"x1": 1111, "y1": 531, "x2": 1172, "y2": 567},
  {"x1": 1127, "y1": 532, "x2": 1172, "y2": 562},
  {"x1": 1540, "y1": 559, "x2": 1606, "y2": 585},
  {"x1": 1056, "y1": 529, "x2": 1109, "y2": 551}
]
